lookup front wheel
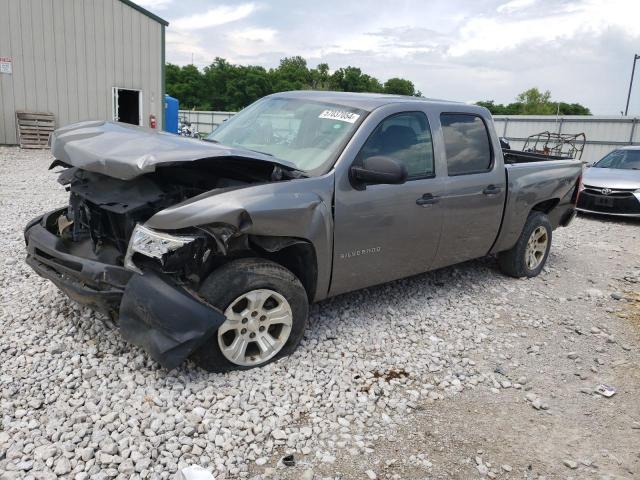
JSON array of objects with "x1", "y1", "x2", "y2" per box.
[
  {"x1": 498, "y1": 212, "x2": 552, "y2": 278},
  {"x1": 192, "y1": 258, "x2": 309, "y2": 372}
]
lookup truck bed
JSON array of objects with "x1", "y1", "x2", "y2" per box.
[
  {"x1": 491, "y1": 158, "x2": 583, "y2": 255},
  {"x1": 503, "y1": 149, "x2": 573, "y2": 164}
]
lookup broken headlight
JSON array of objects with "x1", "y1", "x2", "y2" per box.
[{"x1": 124, "y1": 224, "x2": 197, "y2": 274}]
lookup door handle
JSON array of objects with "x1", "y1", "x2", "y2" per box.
[
  {"x1": 416, "y1": 193, "x2": 439, "y2": 206},
  {"x1": 483, "y1": 185, "x2": 502, "y2": 195}
]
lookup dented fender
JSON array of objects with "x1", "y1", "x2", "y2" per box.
[{"x1": 145, "y1": 174, "x2": 335, "y2": 301}]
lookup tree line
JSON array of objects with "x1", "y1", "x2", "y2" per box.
[
  {"x1": 475, "y1": 88, "x2": 591, "y2": 115},
  {"x1": 166, "y1": 56, "x2": 421, "y2": 111},
  {"x1": 167, "y1": 57, "x2": 592, "y2": 116}
]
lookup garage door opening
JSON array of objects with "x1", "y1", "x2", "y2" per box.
[{"x1": 112, "y1": 87, "x2": 142, "y2": 126}]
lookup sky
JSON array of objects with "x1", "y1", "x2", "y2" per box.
[{"x1": 136, "y1": 0, "x2": 640, "y2": 115}]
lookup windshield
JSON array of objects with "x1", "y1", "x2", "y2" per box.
[
  {"x1": 594, "y1": 149, "x2": 640, "y2": 170},
  {"x1": 206, "y1": 97, "x2": 366, "y2": 174}
]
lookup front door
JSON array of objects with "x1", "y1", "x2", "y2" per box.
[
  {"x1": 432, "y1": 113, "x2": 506, "y2": 269},
  {"x1": 330, "y1": 111, "x2": 444, "y2": 296}
]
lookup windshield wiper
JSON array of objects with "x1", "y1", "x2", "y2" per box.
[{"x1": 201, "y1": 138, "x2": 219, "y2": 143}]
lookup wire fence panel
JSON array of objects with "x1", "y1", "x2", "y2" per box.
[
  {"x1": 178, "y1": 110, "x2": 236, "y2": 136},
  {"x1": 493, "y1": 115, "x2": 640, "y2": 164}
]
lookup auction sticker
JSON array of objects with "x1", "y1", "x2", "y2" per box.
[{"x1": 318, "y1": 109, "x2": 360, "y2": 123}]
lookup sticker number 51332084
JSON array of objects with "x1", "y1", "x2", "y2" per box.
[{"x1": 318, "y1": 109, "x2": 360, "y2": 123}]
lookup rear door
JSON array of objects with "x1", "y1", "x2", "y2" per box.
[
  {"x1": 330, "y1": 109, "x2": 444, "y2": 296},
  {"x1": 432, "y1": 112, "x2": 506, "y2": 269}
]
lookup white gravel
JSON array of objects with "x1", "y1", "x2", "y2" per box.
[{"x1": 1, "y1": 146, "x2": 639, "y2": 480}]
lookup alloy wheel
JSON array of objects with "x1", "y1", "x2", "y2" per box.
[
  {"x1": 525, "y1": 226, "x2": 548, "y2": 270},
  {"x1": 217, "y1": 289, "x2": 293, "y2": 366}
]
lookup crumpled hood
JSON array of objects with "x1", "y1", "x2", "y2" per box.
[
  {"x1": 583, "y1": 166, "x2": 640, "y2": 190},
  {"x1": 50, "y1": 121, "x2": 296, "y2": 180}
]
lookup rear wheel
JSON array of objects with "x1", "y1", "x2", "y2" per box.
[
  {"x1": 498, "y1": 212, "x2": 552, "y2": 278},
  {"x1": 192, "y1": 258, "x2": 308, "y2": 372}
]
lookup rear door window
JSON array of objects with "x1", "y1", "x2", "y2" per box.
[
  {"x1": 356, "y1": 112, "x2": 435, "y2": 179},
  {"x1": 440, "y1": 114, "x2": 493, "y2": 175}
]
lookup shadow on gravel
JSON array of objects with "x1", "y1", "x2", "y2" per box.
[
  {"x1": 309, "y1": 255, "x2": 501, "y2": 329},
  {"x1": 174, "y1": 255, "x2": 504, "y2": 381},
  {"x1": 316, "y1": 254, "x2": 500, "y2": 302}
]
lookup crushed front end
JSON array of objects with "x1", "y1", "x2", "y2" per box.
[
  {"x1": 24, "y1": 205, "x2": 226, "y2": 370},
  {"x1": 25, "y1": 121, "x2": 303, "y2": 369},
  {"x1": 23, "y1": 165, "x2": 254, "y2": 369},
  {"x1": 25, "y1": 207, "x2": 133, "y2": 316}
]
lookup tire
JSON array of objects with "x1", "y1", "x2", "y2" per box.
[
  {"x1": 498, "y1": 212, "x2": 552, "y2": 278},
  {"x1": 191, "y1": 258, "x2": 309, "y2": 373}
]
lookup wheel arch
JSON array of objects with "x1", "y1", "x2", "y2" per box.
[
  {"x1": 530, "y1": 198, "x2": 560, "y2": 215},
  {"x1": 248, "y1": 235, "x2": 318, "y2": 303},
  {"x1": 492, "y1": 198, "x2": 558, "y2": 255}
]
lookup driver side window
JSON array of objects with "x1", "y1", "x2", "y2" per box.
[{"x1": 356, "y1": 112, "x2": 434, "y2": 179}]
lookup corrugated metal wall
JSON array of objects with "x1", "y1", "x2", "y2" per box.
[
  {"x1": 0, "y1": 0, "x2": 164, "y2": 145},
  {"x1": 494, "y1": 115, "x2": 640, "y2": 164}
]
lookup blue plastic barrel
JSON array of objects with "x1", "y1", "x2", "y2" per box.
[{"x1": 164, "y1": 95, "x2": 179, "y2": 133}]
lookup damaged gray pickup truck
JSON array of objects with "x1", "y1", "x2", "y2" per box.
[{"x1": 25, "y1": 91, "x2": 582, "y2": 372}]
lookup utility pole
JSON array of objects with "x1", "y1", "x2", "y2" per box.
[{"x1": 624, "y1": 54, "x2": 640, "y2": 116}]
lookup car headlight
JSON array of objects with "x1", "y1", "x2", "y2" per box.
[{"x1": 124, "y1": 224, "x2": 197, "y2": 273}]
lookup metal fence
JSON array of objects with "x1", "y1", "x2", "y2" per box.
[
  {"x1": 180, "y1": 110, "x2": 640, "y2": 165},
  {"x1": 178, "y1": 110, "x2": 236, "y2": 135},
  {"x1": 494, "y1": 115, "x2": 640, "y2": 164}
]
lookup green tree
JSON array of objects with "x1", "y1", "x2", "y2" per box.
[
  {"x1": 310, "y1": 63, "x2": 330, "y2": 90},
  {"x1": 383, "y1": 77, "x2": 416, "y2": 96},
  {"x1": 516, "y1": 87, "x2": 555, "y2": 114},
  {"x1": 476, "y1": 88, "x2": 591, "y2": 115},
  {"x1": 329, "y1": 67, "x2": 383, "y2": 93},
  {"x1": 165, "y1": 63, "x2": 182, "y2": 95},
  {"x1": 225, "y1": 65, "x2": 272, "y2": 111},
  {"x1": 476, "y1": 100, "x2": 502, "y2": 114},
  {"x1": 557, "y1": 102, "x2": 591, "y2": 115},
  {"x1": 199, "y1": 58, "x2": 274, "y2": 111},
  {"x1": 271, "y1": 56, "x2": 312, "y2": 92},
  {"x1": 166, "y1": 56, "x2": 422, "y2": 111},
  {"x1": 165, "y1": 63, "x2": 204, "y2": 109}
]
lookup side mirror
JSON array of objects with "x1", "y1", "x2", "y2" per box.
[{"x1": 350, "y1": 156, "x2": 408, "y2": 188}]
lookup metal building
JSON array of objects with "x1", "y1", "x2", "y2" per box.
[{"x1": 0, "y1": 0, "x2": 168, "y2": 145}]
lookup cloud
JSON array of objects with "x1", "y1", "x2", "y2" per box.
[
  {"x1": 173, "y1": 4, "x2": 256, "y2": 30},
  {"x1": 449, "y1": 0, "x2": 640, "y2": 56},
  {"x1": 160, "y1": 0, "x2": 640, "y2": 114},
  {"x1": 134, "y1": 0, "x2": 173, "y2": 10},
  {"x1": 166, "y1": 30, "x2": 210, "y2": 64},
  {"x1": 230, "y1": 28, "x2": 277, "y2": 42},
  {"x1": 496, "y1": 0, "x2": 537, "y2": 13}
]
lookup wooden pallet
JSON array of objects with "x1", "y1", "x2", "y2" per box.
[{"x1": 16, "y1": 111, "x2": 55, "y2": 149}]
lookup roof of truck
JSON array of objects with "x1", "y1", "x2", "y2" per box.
[{"x1": 271, "y1": 90, "x2": 465, "y2": 111}]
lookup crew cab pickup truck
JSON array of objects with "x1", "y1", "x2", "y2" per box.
[{"x1": 25, "y1": 91, "x2": 582, "y2": 371}]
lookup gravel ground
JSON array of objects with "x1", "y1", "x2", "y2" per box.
[{"x1": 1, "y1": 146, "x2": 639, "y2": 480}]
